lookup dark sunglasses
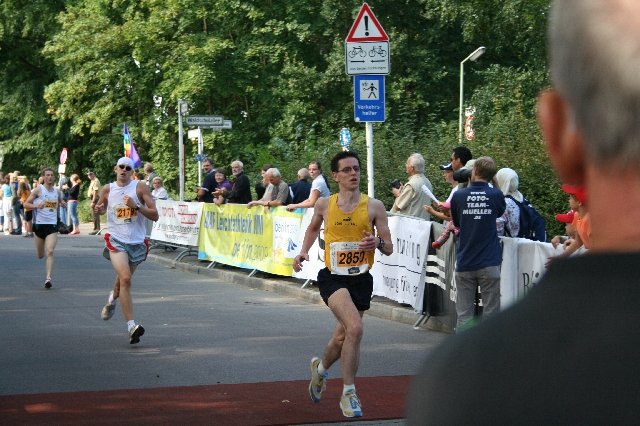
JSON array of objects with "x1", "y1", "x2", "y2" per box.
[{"x1": 118, "y1": 164, "x2": 132, "y2": 171}]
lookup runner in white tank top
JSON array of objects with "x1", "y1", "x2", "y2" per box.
[
  {"x1": 106, "y1": 180, "x2": 147, "y2": 244},
  {"x1": 24, "y1": 167, "x2": 67, "y2": 289},
  {"x1": 93, "y1": 156, "x2": 159, "y2": 344}
]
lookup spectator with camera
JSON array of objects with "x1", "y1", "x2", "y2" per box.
[
  {"x1": 390, "y1": 153, "x2": 433, "y2": 220},
  {"x1": 449, "y1": 157, "x2": 505, "y2": 331}
]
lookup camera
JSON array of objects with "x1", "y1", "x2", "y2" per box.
[
  {"x1": 390, "y1": 179, "x2": 401, "y2": 189},
  {"x1": 453, "y1": 168, "x2": 471, "y2": 183}
]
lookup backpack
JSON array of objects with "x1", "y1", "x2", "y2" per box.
[{"x1": 505, "y1": 195, "x2": 547, "y2": 242}]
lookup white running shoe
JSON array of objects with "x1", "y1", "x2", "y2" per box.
[
  {"x1": 308, "y1": 357, "x2": 328, "y2": 403},
  {"x1": 101, "y1": 303, "x2": 116, "y2": 320},
  {"x1": 340, "y1": 390, "x2": 363, "y2": 418},
  {"x1": 129, "y1": 324, "x2": 145, "y2": 344}
]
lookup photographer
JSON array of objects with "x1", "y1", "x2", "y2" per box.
[{"x1": 390, "y1": 153, "x2": 433, "y2": 220}]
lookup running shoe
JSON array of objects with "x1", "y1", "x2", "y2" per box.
[
  {"x1": 309, "y1": 357, "x2": 328, "y2": 403},
  {"x1": 44, "y1": 279, "x2": 52, "y2": 289},
  {"x1": 129, "y1": 324, "x2": 145, "y2": 344},
  {"x1": 101, "y1": 303, "x2": 116, "y2": 320},
  {"x1": 340, "y1": 390, "x2": 363, "y2": 418}
]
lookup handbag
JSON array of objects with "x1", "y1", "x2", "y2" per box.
[
  {"x1": 57, "y1": 219, "x2": 70, "y2": 234},
  {"x1": 56, "y1": 196, "x2": 70, "y2": 234}
]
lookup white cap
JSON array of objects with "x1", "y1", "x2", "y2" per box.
[{"x1": 116, "y1": 157, "x2": 135, "y2": 169}]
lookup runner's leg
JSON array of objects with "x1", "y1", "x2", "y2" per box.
[
  {"x1": 44, "y1": 232, "x2": 58, "y2": 279},
  {"x1": 109, "y1": 251, "x2": 137, "y2": 321},
  {"x1": 326, "y1": 288, "x2": 364, "y2": 386}
]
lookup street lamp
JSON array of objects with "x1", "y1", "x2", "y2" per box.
[
  {"x1": 459, "y1": 46, "x2": 486, "y2": 144},
  {"x1": 178, "y1": 99, "x2": 188, "y2": 201}
]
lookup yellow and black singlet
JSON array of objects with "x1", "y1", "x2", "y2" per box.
[{"x1": 324, "y1": 194, "x2": 374, "y2": 275}]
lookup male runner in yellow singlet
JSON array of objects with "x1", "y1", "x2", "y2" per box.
[{"x1": 293, "y1": 150, "x2": 393, "y2": 418}]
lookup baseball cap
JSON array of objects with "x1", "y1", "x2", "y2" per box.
[
  {"x1": 561, "y1": 184, "x2": 587, "y2": 204},
  {"x1": 555, "y1": 210, "x2": 576, "y2": 224},
  {"x1": 439, "y1": 162, "x2": 453, "y2": 171},
  {"x1": 116, "y1": 157, "x2": 135, "y2": 169}
]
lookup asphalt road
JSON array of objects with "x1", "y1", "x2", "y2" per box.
[{"x1": 0, "y1": 229, "x2": 447, "y2": 424}]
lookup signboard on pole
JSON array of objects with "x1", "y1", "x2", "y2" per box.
[
  {"x1": 345, "y1": 3, "x2": 390, "y2": 75},
  {"x1": 354, "y1": 75, "x2": 385, "y2": 122},
  {"x1": 210, "y1": 120, "x2": 233, "y2": 132},
  {"x1": 340, "y1": 128, "x2": 351, "y2": 149},
  {"x1": 186, "y1": 115, "x2": 224, "y2": 127}
]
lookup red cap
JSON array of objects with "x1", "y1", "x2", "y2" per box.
[
  {"x1": 555, "y1": 210, "x2": 576, "y2": 224},
  {"x1": 561, "y1": 184, "x2": 587, "y2": 204}
]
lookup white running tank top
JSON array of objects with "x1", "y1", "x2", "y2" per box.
[
  {"x1": 107, "y1": 181, "x2": 146, "y2": 244},
  {"x1": 34, "y1": 185, "x2": 59, "y2": 225}
]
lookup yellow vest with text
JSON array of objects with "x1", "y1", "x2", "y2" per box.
[{"x1": 324, "y1": 193, "x2": 374, "y2": 273}]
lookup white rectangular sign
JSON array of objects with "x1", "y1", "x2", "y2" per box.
[
  {"x1": 150, "y1": 200, "x2": 204, "y2": 247},
  {"x1": 211, "y1": 119, "x2": 232, "y2": 131},
  {"x1": 345, "y1": 41, "x2": 390, "y2": 75},
  {"x1": 186, "y1": 115, "x2": 224, "y2": 127}
]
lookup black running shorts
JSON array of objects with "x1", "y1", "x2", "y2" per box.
[
  {"x1": 33, "y1": 223, "x2": 58, "y2": 240},
  {"x1": 316, "y1": 267, "x2": 374, "y2": 311}
]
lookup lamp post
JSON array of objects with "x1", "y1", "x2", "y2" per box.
[
  {"x1": 459, "y1": 46, "x2": 486, "y2": 144},
  {"x1": 177, "y1": 99, "x2": 188, "y2": 201}
]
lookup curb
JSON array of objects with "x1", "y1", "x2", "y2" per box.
[{"x1": 147, "y1": 251, "x2": 451, "y2": 333}]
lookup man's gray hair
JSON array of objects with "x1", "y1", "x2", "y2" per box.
[
  {"x1": 298, "y1": 168, "x2": 310, "y2": 179},
  {"x1": 408, "y1": 153, "x2": 425, "y2": 174},
  {"x1": 231, "y1": 160, "x2": 243, "y2": 170},
  {"x1": 266, "y1": 168, "x2": 281, "y2": 178},
  {"x1": 550, "y1": 0, "x2": 640, "y2": 168}
]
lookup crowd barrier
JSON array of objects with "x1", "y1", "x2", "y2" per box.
[{"x1": 146, "y1": 200, "x2": 578, "y2": 330}]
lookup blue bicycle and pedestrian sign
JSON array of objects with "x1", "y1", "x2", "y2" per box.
[{"x1": 354, "y1": 75, "x2": 385, "y2": 122}]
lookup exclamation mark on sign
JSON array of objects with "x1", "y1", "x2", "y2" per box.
[{"x1": 364, "y1": 16, "x2": 369, "y2": 36}]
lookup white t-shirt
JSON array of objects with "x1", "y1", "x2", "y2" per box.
[{"x1": 311, "y1": 175, "x2": 330, "y2": 198}]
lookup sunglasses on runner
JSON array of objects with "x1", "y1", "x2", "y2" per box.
[{"x1": 118, "y1": 164, "x2": 133, "y2": 171}]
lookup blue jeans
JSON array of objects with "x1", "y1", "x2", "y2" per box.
[
  {"x1": 59, "y1": 205, "x2": 68, "y2": 225},
  {"x1": 68, "y1": 201, "x2": 79, "y2": 227}
]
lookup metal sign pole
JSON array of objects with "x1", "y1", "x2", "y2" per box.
[
  {"x1": 197, "y1": 127, "x2": 204, "y2": 187},
  {"x1": 178, "y1": 99, "x2": 185, "y2": 201},
  {"x1": 366, "y1": 121, "x2": 374, "y2": 197}
]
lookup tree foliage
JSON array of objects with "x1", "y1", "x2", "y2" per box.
[{"x1": 1, "y1": 0, "x2": 569, "y2": 234}]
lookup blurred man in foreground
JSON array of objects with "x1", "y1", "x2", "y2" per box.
[{"x1": 408, "y1": 0, "x2": 640, "y2": 423}]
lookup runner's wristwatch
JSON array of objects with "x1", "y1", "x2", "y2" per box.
[
  {"x1": 377, "y1": 236, "x2": 385, "y2": 250},
  {"x1": 135, "y1": 202, "x2": 142, "y2": 211}
]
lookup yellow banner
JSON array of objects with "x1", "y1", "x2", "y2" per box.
[{"x1": 198, "y1": 204, "x2": 304, "y2": 276}]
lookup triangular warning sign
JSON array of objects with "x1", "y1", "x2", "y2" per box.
[{"x1": 345, "y1": 3, "x2": 389, "y2": 42}]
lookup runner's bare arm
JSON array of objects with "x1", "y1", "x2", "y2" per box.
[
  {"x1": 23, "y1": 187, "x2": 42, "y2": 209},
  {"x1": 94, "y1": 184, "x2": 110, "y2": 214},
  {"x1": 366, "y1": 198, "x2": 393, "y2": 256},
  {"x1": 136, "y1": 181, "x2": 159, "y2": 221}
]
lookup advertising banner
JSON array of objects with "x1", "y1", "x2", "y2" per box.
[
  {"x1": 150, "y1": 200, "x2": 203, "y2": 246},
  {"x1": 371, "y1": 215, "x2": 430, "y2": 307},
  {"x1": 198, "y1": 204, "x2": 304, "y2": 276}
]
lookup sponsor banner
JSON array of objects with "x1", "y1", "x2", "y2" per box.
[
  {"x1": 292, "y1": 208, "x2": 326, "y2": 281},
  {"x1": 371, "y1": 215, "x2": 430, "y2": 308},
  {"x1": 198, "y1": 204, "x2": 303, "y2": 276},
  {"x1": 500, "y1": 237, "x2": 587, "y2": 308},
  {"x1": 150, "y1": 200, "x2": 203, "y2": 246}
]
